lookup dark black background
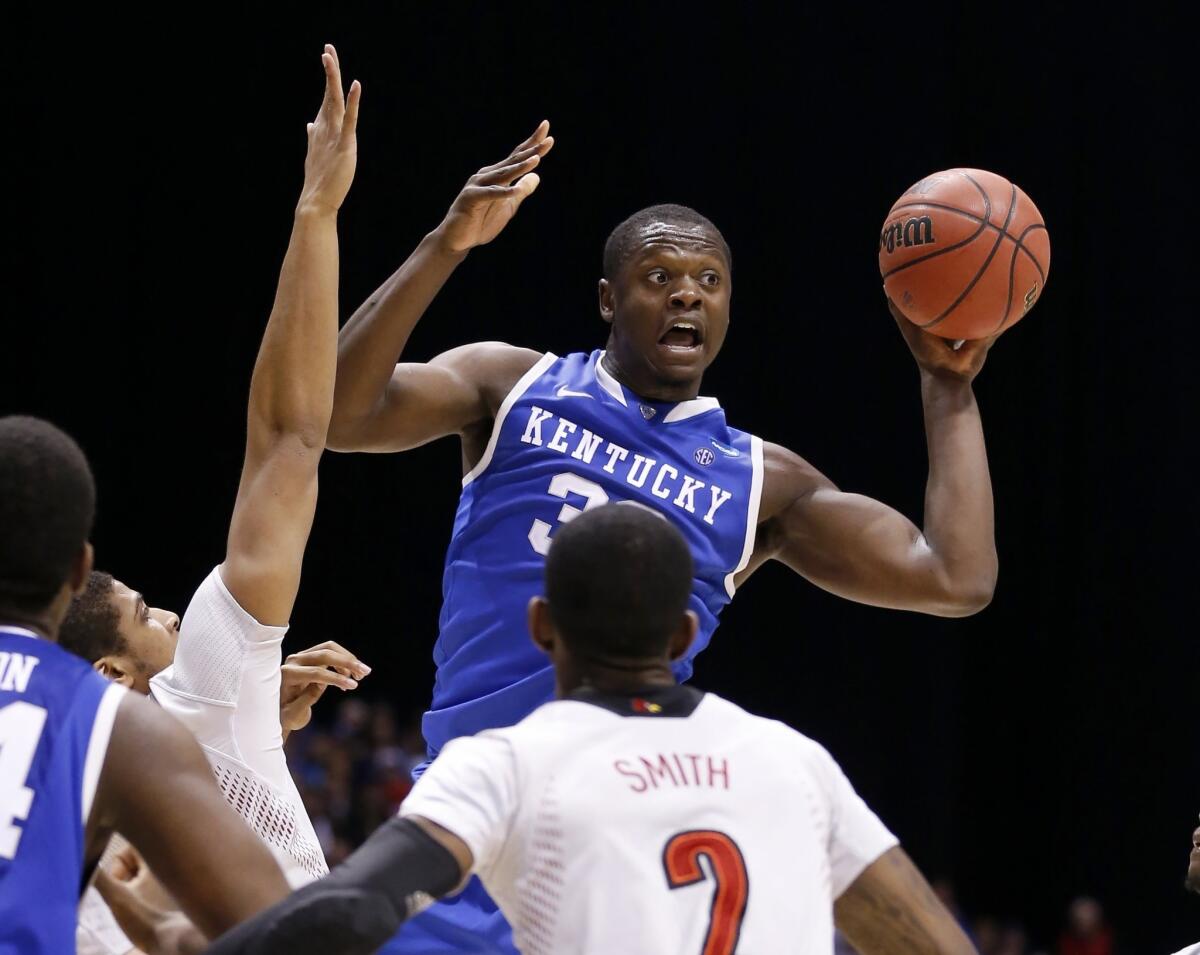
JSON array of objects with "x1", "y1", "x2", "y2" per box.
[{"x1": 5, "y1": 6, "x2": 1195, "y2": 950}]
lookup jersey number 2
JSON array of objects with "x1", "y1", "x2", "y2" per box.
[
  {"x1": 663, "y1": 829, "x2": 749, "y2": 955},
  {"x1": 0, "y1": 701, "x2": 48, "y2": 859}
]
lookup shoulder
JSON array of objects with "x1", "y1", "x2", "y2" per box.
[
  {"x1": 701, "y1": 692, "x2": 832, "y2": 763},
  {"x1": 428, "y1": 342, "x2": 545, "y2": 414}
]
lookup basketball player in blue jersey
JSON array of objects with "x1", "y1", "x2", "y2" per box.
[
  {"x1": 330, "y1": 122, "x2": 999, "y2": 953},
  {"x1": 0, "y1": 417, "x2": 290, "y2": 953}
]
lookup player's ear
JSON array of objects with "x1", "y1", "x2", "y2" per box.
[
  {"x1": 598, "y1": 278, "x2": 615, "y2": 325},
  {"x1": 527, "y1": 596, "x2": 555, "y2": 656},
  {"x1": 94, "y1": 657, "x2": 135, "y2": 690},
  {"x1": 667, "y1": 610, "x2": 699, "y2": 663}
]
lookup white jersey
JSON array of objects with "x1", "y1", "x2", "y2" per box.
[
  {"x1": 149, "y1": 567, "x2": 327, "y2": 887},
  {"x1": 401, "y1": 684, "x2": 897, "y2": 955},
  {"x1": 1168, "y1": 944, "x2": 1200, "y2": 955}
]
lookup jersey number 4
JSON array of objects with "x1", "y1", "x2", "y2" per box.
[
  {"x1": 663, "y1": 829, "x2": 749, "y2": 955},
  {"x1": 0, "y1": 701, "x2": 48, "y2": 859}
]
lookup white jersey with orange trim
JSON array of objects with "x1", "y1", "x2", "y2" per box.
[{"x1": 401, "y1": 684, "x2": 897, "y2": 955}]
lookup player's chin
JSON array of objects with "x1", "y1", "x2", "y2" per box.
[
  {"x1": 650, "y1": 341, "x2": 709, "y2": 378},
  {"x1": 1187, "y1": 859, "x2": 1200, "y2": 892}
]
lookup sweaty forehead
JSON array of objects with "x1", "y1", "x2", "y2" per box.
[{"x1": 632, "y1": 221, "x2": 725, "y2": 258}]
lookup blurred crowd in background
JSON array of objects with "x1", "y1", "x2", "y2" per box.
[{"x1": 287, "y1": 696, "x2": 1123, "y2": 955}]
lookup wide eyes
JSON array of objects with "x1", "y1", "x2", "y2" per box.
[{"x1": 645, "y1": 269, "x2": 722, "y2": 288}]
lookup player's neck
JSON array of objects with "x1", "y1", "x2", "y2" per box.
[
  {"x1": 0, "y1": 611, "x2": 55, "y2": 641},
  {"x1": 600, "y1": 348, "x2": 702, "y2": 403},
  {"x1": 557, "y1": 659, "x2": 678, "y2": 697}
]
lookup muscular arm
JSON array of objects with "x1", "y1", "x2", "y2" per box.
[
  {"x1": 835, "y1": 847, "x2": 976, "y2": 955},
  {"x1": 749, "y1": 307, "x2": 997, "y2": 616},
  {"x1": 221, "y1": 49, "x2": 359, "y2": 625},
  {"x1": 91, "y1": 693, "x2": 289, "y2": 944},
  {"x1": 328, "y1": 123, "x2": 552, "y2": 456}
]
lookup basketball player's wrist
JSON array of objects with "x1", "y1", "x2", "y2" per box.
[
  {"x1": 919, "y1": 368, "x2": 975, "y2": 402},
  {"x1": 426, "y1": 225, "x2": 472, "y2": 261},
  {"x1": 294, "y1": 198, "x2": 339, "y2": 221}
]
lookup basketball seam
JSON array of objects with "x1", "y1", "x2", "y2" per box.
[
  {"x1": 920, "y1": 178, "x2": 1018, "y2": 330},
  {"x1": 888, "y1": 198, "x2": 1048, "y2": 281},
  {"x1": 881, "y1": 175, "x2": 991, "y2": 280}
]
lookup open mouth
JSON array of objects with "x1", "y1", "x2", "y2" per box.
[{"x1": 659, "y1": 321, "x2": 703, "y2": 351}]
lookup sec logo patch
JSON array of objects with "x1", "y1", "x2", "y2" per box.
[{"x1": 693, "y1": 447, "x2": 715, "y2": 467}]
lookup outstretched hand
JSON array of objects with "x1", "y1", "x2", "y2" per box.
[
  {"x1": 887, "y1": 295, "x2": 996, "y2": 382},
  {"x1": 299, "y1": 44, "x2": 361, "y2": 215},
  {"x1": 434, "y1": 121, "x2": 554, "y2": 254},
  {"x1": 280, "y1": 640, "x2": 370, "y2": 733}
]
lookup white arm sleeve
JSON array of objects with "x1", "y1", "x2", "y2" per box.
[
  {"x1": 814, "y1": 744, "x2": 900, "y2": 898},
  {"x1": 399, "y1": 733, "x2": 519, "y2": 875},
  {"x1": 150, "y1": 566, "x2": 288, "y2": 771}
]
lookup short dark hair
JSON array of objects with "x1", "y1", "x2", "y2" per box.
[
  {"x1": 603, "y1": 203, "x2": 732, "y2": 280},
  {"x1": 544, "y1": 504, "x2": 694, "y2": 660},
  {"x1": 60, "y1": 571, "x2": 125, "y2": 663},
  {"x1": 0, "y1": 416, "x2": 96, "y2": 615}
]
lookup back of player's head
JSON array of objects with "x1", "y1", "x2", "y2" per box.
[
  {"x1": 544, "y1": 504, "x2": 693, "y2": 660},
  {"x1": 603, "y1": 203, "x2": 732, "y2": 280},
  {"x1": 60, "y1": 572, "x2": 124, "y2": 662},
  {"x1": 0, "y1": 416, "x2": 96, "y2": 615}
]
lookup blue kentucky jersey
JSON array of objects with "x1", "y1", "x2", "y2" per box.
[
  {"x1": 424, "y1": 350, "x2": 763, "y2": 762},
  {"x1": 0, "y1": 626, "x2": 124, "y2": 954}
]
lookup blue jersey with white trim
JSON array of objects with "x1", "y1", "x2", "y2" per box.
[
  {"x1": 424, "y1": 350, "x2": 763, "y2": 762},
  {"x1": 0, "y1": 627, "x2": 121, "y2": 954}
]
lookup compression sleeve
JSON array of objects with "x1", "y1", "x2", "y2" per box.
[{"x1": 202, "y1": 817, "x2": 463, "y2": 955}]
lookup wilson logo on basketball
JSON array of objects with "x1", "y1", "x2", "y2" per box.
[{"x1": 879, "y1": 216, "x2": 935, "y2": 254}]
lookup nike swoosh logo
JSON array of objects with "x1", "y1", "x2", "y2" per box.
[{"x1": 556, "y1": 385, "x2": 594, "y2": 399}]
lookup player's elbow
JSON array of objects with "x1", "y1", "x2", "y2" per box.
[{"x1": 937, "y1": 573, "x2": 996, "y2": 617}]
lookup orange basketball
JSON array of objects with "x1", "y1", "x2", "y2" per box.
[{"x1": 878, "y1": 168, "x2": 1050, "y2": 340}]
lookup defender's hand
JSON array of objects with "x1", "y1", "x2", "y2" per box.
[
  {"x1": 299, "y1": 44, "x2": 361, "y2": 216},
  {"x1": 95, "y1": 847, "x2": 182, "y2": 955},
  {"x1": 434, "y1": 121, "x2": 554, "y2": 254},
  {"x1": 280, "y1": 640, "x2": 370, "y2": 733},
  {"x1": 888, "y1": 295, "x2": 995, "y2": 382}
]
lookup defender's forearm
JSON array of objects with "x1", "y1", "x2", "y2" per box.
[
  {"x1": 920, "y1": 372, "x2": 997, "y2": 611},
  {"x1": 331, "y1": 231, "x2": 466, "y2": 435},
  {"x1": 246, "y1": 205, "x2": 340, "y2": 449}
]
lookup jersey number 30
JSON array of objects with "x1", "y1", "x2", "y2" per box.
[
  {"x1": 0, "y1": 701, "x2": 48, "y2": 859},
  {"x1": 663, "y1": 830, "x2": 749, "y2": 955}
]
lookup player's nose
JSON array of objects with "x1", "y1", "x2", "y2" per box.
[
  {"x1": 151, "y1": 606, "x2": 181, "y2": 634},
  {"x1": 668, "y1": 284, "x2": 702, "y2": 310}
]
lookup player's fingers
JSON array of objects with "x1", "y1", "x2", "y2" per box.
[
  {"x1": 287, "y1": 646, "x2": 370, "y2": 677},
  {"x1": 476, "y1": 153, "x2": 541, "y2": 186},
  {"x1": 320, "y1": 48, "x2": 345, "y2": 122},
  {"x1": 511, "y1": 172, "x2": 542, "y2": 203},
  {"x1": 283, "y1": 664, "x2": 359, "y2": 690},
  {"x1": 341, "y1": 79, "x2": 361, "y2": 140},
  {"x1": 514, "y1": 119, "x2": 550, "y2": 152}
]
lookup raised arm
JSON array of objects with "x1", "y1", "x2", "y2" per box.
[
  {"x1": 91, "y1": 693, "x2": 290, "y2": 946},
  {"x1": 222, "y1": 46, "x2": 359, "y2": 626},
  {"x1": 327, "y1": 124, "x2": 553, "y2": 455},
  {"x1": 835, "y1": 847, "x2": 977, "y2": 955},
  {"x1": 749, "y1": 300, "x2": 997, "y2": 616}
]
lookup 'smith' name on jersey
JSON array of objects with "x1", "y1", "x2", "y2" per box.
[
  {"x1": 520, "y1": 405, "x2": 735, "y2": 526},
  {"x1": 614, "y1": 753, "x2": 731, "y2": 793},
  {"x1": 0, "y1": 651, "x2": 38, "y2": 693}
]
